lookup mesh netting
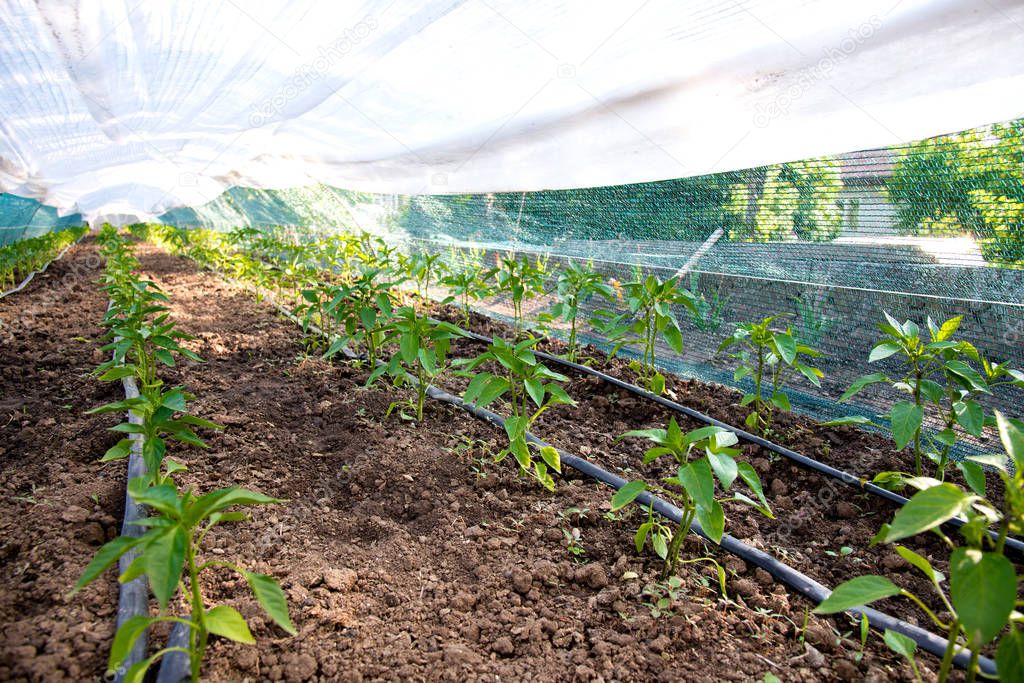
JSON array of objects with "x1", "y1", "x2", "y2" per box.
[
  {"x1": 5, "y1": 117, "x2": 1015, "y2": 454},
  {"x1": 149, "y1": 117, "x2": 1024, "y2": 453},
  {"x1": 0, "y1": 194, "x2": 84, "y2": 246}
]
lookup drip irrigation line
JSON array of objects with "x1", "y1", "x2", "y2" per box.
[
  {"x1": 113, "y1": 373, "x2": 150, "y2": 683},
  {"x1": 103, "y1": 297, "x2": 150, "y2": 683},
  {"x1": 447, "y1": 322, "x2": 1024, "y2": 557},
  {"x1": 262, "y1": 298, "x2": 991, "y2": 674},
  {"x1": 103, "y1": 299, "x2": 192, "y2": 683},
  {"x1": 0, "y1": 233, "x2": 85, "y2": 300}
]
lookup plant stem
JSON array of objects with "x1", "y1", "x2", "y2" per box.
[
  {"x1": 187, "y1": 535, "x2": 208, "y2": 683},
  {"x1": 937, "y1": 619, "x2": 959, "y2": 683},
  {"x1": 664, "y1": 506, "x2": 695, "y2": 578}
]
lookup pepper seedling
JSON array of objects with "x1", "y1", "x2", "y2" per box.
[
  {"x1": 72, "y1": 476, "x2": 295, "y2": 683},
  {"x1": 612, "y1": 419, "x2": 772, "y2": 579},
  {"x1": 825, "y1": 312, "x2": 1023, "y2": 490},
  {"x1": 718, "y1": 314, "x2": 824, "y2": 436},
  {"x1": 590, "y1": 274, "x2": 697, "y2": 395},
  {"x1": 456, "y1": 336, "x2": 575, "y2": 490},
  {"x1": 537, "y1": 260, "x2": 614, "y2": 362},
  {"x1": 815, "y1": 410, "x2": 1024, "y2": 683},
  {"x1": 370, "y1": 306, "x2": 468, "y2": 422}
]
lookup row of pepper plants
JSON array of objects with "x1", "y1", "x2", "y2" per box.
[
  {"x1": 0, "y1": 226, "x2": 87, "y2": 292},
  {"x1": 73, "y1": 227, "x2": 295, "y2": 683},
  {"x1": 132, "y1": 223, "x2": 1024, "y2": 680}
]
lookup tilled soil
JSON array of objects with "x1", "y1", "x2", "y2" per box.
[
  {"x1": 131, "y1": 244, "x2": 933, "y2": 681},
  {"x1": 423, "y1": 311, "x2": 1014, "y2": 627},
  {"x1": 0, "y1": 240, "x2": 965, "y2": 681},
  {"x1": 0, "y1": 241, "x2": 126, "y2": 681}
]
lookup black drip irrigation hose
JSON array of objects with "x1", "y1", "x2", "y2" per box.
[
  {"x1": 113, "y1": 373, "x2": 149, "y2": 683},
  {"x1": 102, "y1": 300, "x2": 192, "y2": 683},
  {"x1": 449, "y1": 323, "x2": 1024, "y2": 557},
  {"x1": 266, "y1": 300, "x2": 992, "y2": 674},
  {"x1": 0, "y1": 233, "x2": 85, "y2": 300}
]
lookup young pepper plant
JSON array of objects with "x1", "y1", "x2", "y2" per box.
[
  {"x1": 611, "y1": 419, "x2": 772, "y2": 579},
  {"x1": 440, "y1": 264, "x2": 495, "y2": 327},
  {"x1": 537, "y1": 260, "x2": 614, "y2": 362},
  {"x1": 370, "y1": 306, "x2": 468, "y2": 422},
  {"x1": 590, "y1": 274, "x2": 697, "y2": 395},
  {"x1": 456, "y1": 336, "x2": 575, "y2": 490},
  {"x1": 815, "y1": 411, "x2": 1024, "y2": 683},
  {"x1": 405, "y1": 251, "x2": 447, "y2": 300},
  {"x1": 492, "y1": 254, "x2": 547, "y2": 338},
  {"x1": 323, "y1": 267, "x2": 400, "y2": 366},
  {"x1": 826, "y1": 313, "x2": 1023, "y2": 489},
  {"x1": 72, "y1": 478, "x2": 296, "y2": 683},
  {"x1": 89, "y1": 385, "x2": 223, "y2": 486},
  {"x1": 718, "y1": 315, "x2": 824, "y2": 435}
]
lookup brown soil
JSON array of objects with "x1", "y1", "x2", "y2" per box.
[
  {"x1": 0, "y1": 241, "x2": 125, "y2": 681},
  {"x1": 0, "y1": 241, "x2": 968, "y2": 681},
  {"x1": 143, "y1": 244, "x2": 933, "y2": 681}
]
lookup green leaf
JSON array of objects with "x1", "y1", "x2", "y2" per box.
[
  {"x1": 108, "y1": 615, "x2": 157, "y2": 671},
  {"x1": 883, "y1": 484, "x2": 971, "y2": 542},
  {"x1": 694, "y1": 499, "x2": 725, "y2": 543},
  {"x1": 129, "y1": 482, "x2": 180, "y2": 518},
  {"x1": 840, "y1": 373, "x2": 888, "y2": 402},
  {"x1": 545, "y1": 383, "x2": 575, "y2": 406},
  {"x1": 144, "y1": 526, "x2": 187, "y2": 610},
  {"x1": 611, "y1": 481, "x2": 648, "y2": 511},
  {"x1": 997, "y1": 628, "x2": 1024, "y2": 683},
  {"x1": 111, "y1": 423, "x2": 146, "y2": 434},
  {"x1": 73, "y1": 536, "x2": 142, "y2": 593},
  {"x1": 945, "y1": 360, "x2": 990, "y2": 394},
  {"x1": 951, "y1": 548, "x2": 1015, "y2": 646},
  {"x1": 662, "y1": 323, "x2": 684, "y2": 354},
  {"x1": 996, "y1": 410, "x2": 1024, "y2": 472},
  {"x1": 883, "y1": 629, "x2": 917, "y2": 660},
  {"x1": 813, "y1": 575, "x2": 902, "y2": 614},
  {"x1": 869, "y1": 341, "x2": 902, "y2": 363},
  {"x1": 101, "y1": 438, "x2": 135, "y2": 462},
  {"x1": 99, "y1": 366, "x2": 138, "y2": 381},
  {"x1": 894, "y1": 545, "x2": 944, "y2": 585},
  {"x1": 244, "y1": 571, "x2": 297, "y2": 635},
  {"x1": 635, "y1": 522, "x2": 652, "y2": 553},
  {"x1": 706, "y1": 450, "x2": 737, "y2": 490},
  {"x1": 539, "y1": 445, "x2": 561, "y2": 474},
  {"x1": 524, "y1": 378, "x2": 545, "y2": 409},
  {"x1": 678, "y1": 458, "x2": 715, "y2": 512},
  {"x1": 399, "y1": 332, "x2": 418, "y2": 364},
  {"x1": 956, "y1": 461, "x2": 986, "y2": 497},
  {"x1": 737, "y1": 461, "x2": 770, "y2": 510},
  {"x1": 475, "y1": 376, "x2": 511, "y2": 408},
  {"x1": 820, "y1": 415, "x2": 872, "y2": 427},
  {"x1": 462, "y1": 372, "x2": 491, "y2": 405},
  {"x1": 888, "y1": 401, "x2": 923, "y2": 450},
  {"x1": 774, "y1": 332, "x2": 796, "y2": 365},
  {"x1": 618, "y1": 427, "x2": 667, "y2": 444},
  {"x1": 205, "y1": 605, "x2": 256, "y2": 644},
  {"x1": 184, "y1": 487, "x2": 282, "y2": 527},
  {"x1": 935, "y1": 316, "x2": 962, "y2": 342},
  {"x1": 652, "y1": 531, "x2": 668, "y2": 559},
  {"x1": 769, "y1": 391, "x2": 791, "y2": 412},
  {"x1": 121, "y1": 653, "x2": 158, "y2": 683}
]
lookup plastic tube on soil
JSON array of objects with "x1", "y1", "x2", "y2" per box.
[
  {"x1": 111, "y1": 375, "x2": 149, "y2": 682},
  {"x1": 266, "y1": 299, "x2": 993, "y2": 675},
  {"x1": 0, "y1": 234, "x2": 85, "y2": 299},
  {"x1": 448, "y1": 323, "x2": 1024, "y2": 557},
  {"x1": 155, "y1": 623, "x2": 190, "y2": 683}
]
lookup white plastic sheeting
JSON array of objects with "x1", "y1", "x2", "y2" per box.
[{"x1": 1, "y1": 0, "x2": 1023, "y2": 223}]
